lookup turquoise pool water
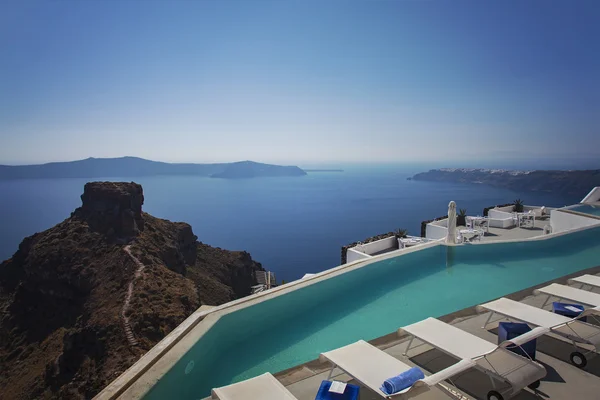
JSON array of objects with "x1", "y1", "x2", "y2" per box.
[
  {"x1": 570, "y1": 204, "x2": 600, "y2": 217},
  {"x1": 145, "y1": 227, "x2": 600, "y2": 399}
]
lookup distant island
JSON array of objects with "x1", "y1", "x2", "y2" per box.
[
  {"x1": 0, "y1": 157, "x2": 307, "y2": 180},
  {"x1": 304, "y1": 169, "x2": 344, "y2": 173},
  {"x1": 410, "y1": 168, "x2": 600, "y2": 197}
]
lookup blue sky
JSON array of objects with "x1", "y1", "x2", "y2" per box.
[{"x1": 1, "y1": 1, "x2": 599, "y2": 165}]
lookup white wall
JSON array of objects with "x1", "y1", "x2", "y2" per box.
[
  {"x1": 581, "y1": 187, "x2": 600, "y2": 204},
  {"x1": 358, "y1": 236, "x2": 397, "y2": 255},
  {"x1": 426, "y1": 223, "x2": 448, "y2": 240},
  {"x1": 492, "y1": 204, "x2": 552, "y2": 213},
  {"x1": 550, "y1": 210, "x2": 600, "y2": 233},
  {"x1": 346, "y1": 248, "x2": 372, "y2": 264},
  {"x1": 489, "y1": 217, "x2": 514, "y2": 228},
  {"x1": 430, "y1": 218, "x2": 448, "y2": 227},
  {"x1": 488, "y1": 209, "x2": 513, "y2": 219},
  {"x1": 487, "y1": 209, "x2": 514, "y2": 228}
]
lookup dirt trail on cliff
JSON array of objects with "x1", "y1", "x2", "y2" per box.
[
  {"x1": 0, "y1": 182, "x2": 263, "y2": 399},
  {"x1": 121, "y1": 245, "x2": 145, "y2": 347}
]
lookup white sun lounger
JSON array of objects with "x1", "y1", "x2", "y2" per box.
[
  {"x1": 533, "y1": 283, "x2": 600, "y2": 308},
  {"x1": 478, "y1": 297, "x2": 600, "y2": 368},
  {"x1": 568, "y1": 274, "x2": 600, "y2": 291},
  {"x1": 399, "y1": 317, "x2": 546, "y2": 400},
  {"x1": 319, "y1": 339, "x2": 475, "y2": 399},
  {"x1": 211, "y1": 372, "x2": 298, "y2": 400}
]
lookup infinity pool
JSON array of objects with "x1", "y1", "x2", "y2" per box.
[
  {"x1": 145, "y1": 227, "x2": 600, "y2": 399},
  {"x1": 570, "y1": 204, "x2": 600, "y2": 217}
]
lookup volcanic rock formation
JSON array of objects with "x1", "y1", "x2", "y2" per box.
[{"x1": 0, "y1": 182, "x2": 263, "y2": 399}]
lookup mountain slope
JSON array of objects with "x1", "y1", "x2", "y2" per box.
[
  {"x1": 411, "y1": 168, "x2": 600, "y2": 197},
  {"x1": 0, "y1": 182, "x2": 263, "y2": 399},
  {"x1": 0, "y1": 157, "x2": 306, "y2": 180}
]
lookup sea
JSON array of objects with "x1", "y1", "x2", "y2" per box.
[{"x1": 0, "y1": 164, "x2": 584, "y2": 282}]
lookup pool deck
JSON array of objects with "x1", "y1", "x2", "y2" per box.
[
  {"x1": 480, "y1": 218, "x2": 550, "y2": 242},
  {"x1": 263, "y1": 265, "x2": 600, "y2": 400},
  {"x1": 369, "y1": 219, "x2": 551, "y2": 257}
]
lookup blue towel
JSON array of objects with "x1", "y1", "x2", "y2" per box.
[{"x1": 380, "y1": 367, "x2": 425, "y2": 395}]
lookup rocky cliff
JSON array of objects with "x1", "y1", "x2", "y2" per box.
[
  {"x1": 411, "y1": 168, "x2": 600, "y2": 197},
  {"x1": 0, "y1": 182, "x2": 264, "y2": 399}
]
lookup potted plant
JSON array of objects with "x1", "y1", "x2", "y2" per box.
[
  {"x1": 394, "y1": 228, "x2": 408, "y2": 239},
  {"x1": 513, "y1": 199, "x2": 524, "y2": 213},
  {"x1": 457, "y1": 209, "x2": 467, "y2": 226}
]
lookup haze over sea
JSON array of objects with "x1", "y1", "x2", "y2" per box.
[{"x1": 0, "y1": 162, "x2": 585, "y2": 282}]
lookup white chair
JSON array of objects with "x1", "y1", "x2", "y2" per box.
[
  {"x1": 569, "y1": 274, "x2": 600, "y2": 291},
  {"x1": 512, "y1": 213, "x2": 519, "y2": 227},
  {"x1": 534, "y1": 283, "x2": 600, "y2": 308},
  {"x1": 476, "y1": 228, "x2": 485, "y2": 240}
]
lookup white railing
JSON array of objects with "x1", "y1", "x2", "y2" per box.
[{"x1": 581, "y1": 187, "x2": 600, "y2": 204}]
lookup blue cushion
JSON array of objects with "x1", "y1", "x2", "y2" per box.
[
  {"x1": 553, "y1": 302, "x2": 586, "y2": 322},
  {"x1": 498, "y1": 322, "x2": 537, "y2": 360},
  {"x1": 315, "y1": 380, "x2": 359, "y2": 400},
  {"x1": 380, "y1": 367, "x2": 425, "y2": 395}
]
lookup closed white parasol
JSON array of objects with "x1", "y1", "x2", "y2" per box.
[{"x1": 446, "y1": 201, "x2": 457, "y2": 244}]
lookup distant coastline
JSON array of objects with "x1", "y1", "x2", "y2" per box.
[
  {"x1": 410, "y1": 168, "x2": 600, "y2": 197},
  {"x1": 0, "y1": 157, "x2": 307, "y2": 180},
  {"x1": 304, "y1": 169, "x2": 344, "y2": 173}
]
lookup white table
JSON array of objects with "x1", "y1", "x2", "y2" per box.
[
  {"x1": 516, "y1": 212, "x2": 535, "y2": 228},
  {"x1": 466, "y1": 216, "x2": 489, "y2": 233}
]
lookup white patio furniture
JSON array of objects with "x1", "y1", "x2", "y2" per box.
[
  {"x1": 516, "y1": 212, "x2": 535, "y2": 228},
  {"x1": 211, "y1": 372, "x2": 298, "y2": 400},
  {"x1": 512, "y1": 212, "x2": 519, "y2": 226},
  {"x1": 467, "y1": 216, "x2": 489, "y2": 233},
  {"x1": 319, "y1": 339, "x2": 474, "y2": 399},
  {"x1": 531, "y1": 207, "x2": 547, "y2": 219},
  {"x1": 478, "y1": 297, "x2": 600, "y2": 368},
  {"x1": 569, "y1": 274, "x2": 600, "y2": 291},
  {"x1": 534, "y1": 283, "x2": 600, "y2": 309},
  {"x1": 459, "y1": 228, "x2": 482, "y2": 242},
  {"x1": 456, "y1": 231, "x2": 464, "y2": 244},
  {"x1": 399, "y1": 237, "x2": 425, "y2": 247},
  {"x1": 399, "y1": 317, "x2": 546, "y2": 400}
]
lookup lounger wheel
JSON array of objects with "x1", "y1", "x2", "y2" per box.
[
  {"x1": 570, "y1": 351, "x2": 587, "y2": 368},
  {"x1": 528, "y1": 380, "x2": 541, "y2": 389},
  {"x1": 487, "y1": 390, "x2": 504, "y2": 400}
]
